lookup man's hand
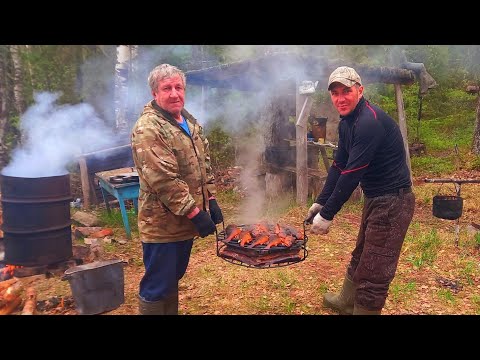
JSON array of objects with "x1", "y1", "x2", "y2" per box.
[
  {"x1": 209, "y1": 198, "x2": 224, "y2": 224},
  {"x1": 305, "y1": 203, "x2": 323, "y2": 224},
  {"x1": 311, "y1": 213, "x2": 332, "y2": 235},
  {"x1": 189, "y1": 209, "x2": 216, "y2": 238}
]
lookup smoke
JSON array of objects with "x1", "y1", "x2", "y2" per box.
[
  {"x1": 2, "y1": 92, "x2": 119, "y2": 178},
  {"x1": 181, "y1": 45, "x2": 336, "y2": 222}
]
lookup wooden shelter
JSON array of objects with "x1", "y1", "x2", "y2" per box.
[{"x1": 186, "y1": 52, "x2": 435, "y2": 205}]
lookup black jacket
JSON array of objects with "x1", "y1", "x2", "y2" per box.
[{"x1": 317, "y1": 97, "x2": 411, "y2": 220}]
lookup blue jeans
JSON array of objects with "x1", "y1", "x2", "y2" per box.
[{"x1": 139, "y1": 240, "x2": 193, "y2": 302}]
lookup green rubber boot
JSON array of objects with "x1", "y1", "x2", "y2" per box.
[
  {"x1": 353, "y1": 303, "x2": 382, "y2": 315},
  {"x1": 164, "y1": 291, "x2": 179, "y2": 315},
  {"x1": 323, "y1": 274, "x2": 355, "y2": 315},
  {"x1": 138, "y1": 292, "x2": 178, "y2": 315},
  {"x1": 138, "y1": 296, "x2": 168, "y2": 315}
]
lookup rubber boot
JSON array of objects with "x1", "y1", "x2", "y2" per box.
[
  {"x1": 353, "y1": 303, "x2": 382, "y2": 315},
  {"x1": 138, "y1": 295, "x2": 168, "y2": 315},
  {"x1": 164, "y1": 291, "x2": 179, "y2": 315},
  {"x1": 323, "y1": 273, "x2": 355, "y2": 315}
]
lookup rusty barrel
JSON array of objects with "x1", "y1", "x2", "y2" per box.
[{"x1": 0, "y1": 173, "x2": 73, "y2": 266}]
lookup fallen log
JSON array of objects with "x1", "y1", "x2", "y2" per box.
[
  {"x1": 0, "y1": 296, "x2": 22, "y2": 315},
  {"x1": 21, "y1": 287, "x2": 36, "y2": 315},
  {"x1": 0, "y1": 281, "x2": 23, "y2": 307},
  {"x1": 0, "y1": 278, "x2": 17, "y2": 292}
]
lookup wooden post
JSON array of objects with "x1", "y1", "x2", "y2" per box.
[
  {"x1": 296, "y1": 87, "x2": 314, "y2": 206},
  {"x1": 78, "y1": 156, "x2": 91, "y2": 209},
  {"x1": 394, "y1": 84, "x2": 412, "y2": 180}
]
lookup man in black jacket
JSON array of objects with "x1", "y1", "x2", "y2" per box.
[{"x1": 305, "y1": 66, "x2": 415, "y2": 315}]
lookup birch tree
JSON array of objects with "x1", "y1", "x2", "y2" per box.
[
  {"x1": 0, "y1": 46, "x2": 9, "y2": 167},
  {"x1": 473, "y1": 94, "x2": 480, "y2": 154},
  {"x1": 114, "y1": 45, "x2": 134, "y2": 134},
  {"x1": 9, "y1": 45, "x2": 26, "y2": 115}
]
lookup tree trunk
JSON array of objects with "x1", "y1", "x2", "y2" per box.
[
  {"x1": 24, "y1": 45, "x2": 35, "y2": 90},
  {"x1": 473, "y1": 93, "x2": 480, "y2": 155},
  {"x1": 9, "y1": 45, "x2": 26, "y2": 115},
  {"x1": 114, "y1": 45, "x2": 132, "y2": 134},
  {"x1": 126, "y1": 45, "x2": 139, "y2": 130},
  {"x1": 0, "y1": 46, "x2": 10, "y2": 168},
  {"x1": 75, "y1": 45, "x2": 87, "y2": 101}
]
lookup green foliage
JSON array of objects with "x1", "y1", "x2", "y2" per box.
[
  {"x1": 23, "y1": 45, "x2": 81, "y2": 105},
  {"x1": 205, "y1": 124, "x2": 236, "y2": 170},
  {"x1": 459, "y1": 260, "x2": 476, "y2": 286},
  {"x1": 469, "y1": 156, "x2": 480, "y2": 171},
  {"x1": 411, "y1": 156, "x2": 455, "y2": 177},
  {"x1": 389, "y1": 281, "x2": 416, "y2": 303},
  {"x1": 216, "y1": 188, "x2": 242, "y2": 204},
  {"x1": 475, "y1": 233, "x2": 480, "y2": 247},
  {"x1": 437, "y1": 288, "x2": 456, "y2": 305},
  {"x1": 97, "y1": 206, "x2": 138, "y2": 237},
  {"x1": 472, "y1": 295, "x2": 480, "y2": 314},
  {"x1": 405, "y1": 229, "x2": 441, "y2": 268}
]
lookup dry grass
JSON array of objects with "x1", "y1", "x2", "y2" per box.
[{"x1": 21, "y1": 171, "x2": 480, "y2": 315}]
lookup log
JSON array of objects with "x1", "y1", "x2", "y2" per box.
[
  {"x1": 0, "y1": 295, "x2": 22, "y2": 315},
  {"x1": 0, "y1": 281, "x2": 23, "y2": 307},
  {"x1": 186, "y1": 53, "x2": 417, "y2": 91},
  {"x1": 0, "y1": 278, "x2": 17, "y2": 292},
  {"x1": 21, "y1": 287, "x2": 37, "y2": 315}
]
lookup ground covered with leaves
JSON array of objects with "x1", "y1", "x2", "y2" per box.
[{"x1": 7, "y1": 169, "x2": 480, "y2": 315}]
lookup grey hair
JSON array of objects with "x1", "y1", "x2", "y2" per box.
[{"x1": 148, "y1": 64, "x2": 186, "y2": 92}]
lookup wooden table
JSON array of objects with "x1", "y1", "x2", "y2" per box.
[{"x1": 95, "y1": 167, "x2": 139, "y2": 239}]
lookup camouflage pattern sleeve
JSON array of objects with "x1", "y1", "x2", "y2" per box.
[
  {"x1": 199, "y1": 125, "x2": 217, "y2": 197},
  {"x1": 134, "y1": 124, "x2": 197, "y2": 216}
]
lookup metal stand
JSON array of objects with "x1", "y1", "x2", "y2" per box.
[{"x1": 424, "y1": 178, "x2": 480, "y2": 246}]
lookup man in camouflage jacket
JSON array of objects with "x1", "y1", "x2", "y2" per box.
[{"x1": 131, "y1": 64, "x2": 223, "y2": 315}]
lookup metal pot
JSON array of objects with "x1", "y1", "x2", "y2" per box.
[{"x1": 432, "y1": 195, "x2": 463, "y2": 220}]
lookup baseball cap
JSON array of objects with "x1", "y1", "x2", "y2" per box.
[{"x1": 327, "y1": 66, "x2": 362, "y2": 90}]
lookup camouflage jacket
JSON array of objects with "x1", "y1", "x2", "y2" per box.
[{"x1": 131, "y1": 100, "x2": 217, "y2": 243}]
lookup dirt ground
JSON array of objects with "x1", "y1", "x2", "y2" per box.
[{"x1": 3, "y1": 169, "x2": 480, "y2": 315}]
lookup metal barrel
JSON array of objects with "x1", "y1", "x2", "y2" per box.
[{"x1": 0, "y1": 173, "x2": 73, "y2": 266}]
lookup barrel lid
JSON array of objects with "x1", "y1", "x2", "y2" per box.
[{"x1": 64, "y1": 259, "x2": 125, "y2": 276}]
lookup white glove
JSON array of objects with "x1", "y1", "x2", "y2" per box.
[
  {"x1": 305, "y1": 203, "x2": 323, "y2": 224},
  {"x1": 311, "y1": 213, "x2": 332, "y2": 235}
]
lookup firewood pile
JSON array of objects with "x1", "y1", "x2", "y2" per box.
[
  {"x1": 0, "y1": 276, "x2": 77, "y2": 315},
  {"x1": 0, "y1": 278, "x2": 36, "y2": 315}
]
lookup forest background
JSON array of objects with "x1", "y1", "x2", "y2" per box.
[{"x1": 1, "y1": 45, "x2": 480, "y2": 178}]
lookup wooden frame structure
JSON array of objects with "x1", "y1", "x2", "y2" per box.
[{"x1": 186, "y1": 52, "x2": 435, "y2": 205}]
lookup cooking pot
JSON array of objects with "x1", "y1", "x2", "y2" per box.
[{"x1": 432, "y1": 195, "x2": 463, "y2": 220}]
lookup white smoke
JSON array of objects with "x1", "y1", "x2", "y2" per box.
[{"x1": 2, "y1": 92, "x2": 119, "y2": 178}]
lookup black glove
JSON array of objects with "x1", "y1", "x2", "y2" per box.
[
  {"x1": 190, "y1": 210, "x2": 216, "y2": 238},
  {"x1": 209, "y1": 198, "x2": 224, "y2": 224}
]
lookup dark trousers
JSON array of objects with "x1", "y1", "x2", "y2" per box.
[
  {"x1": 347, "y1": 189, "x2": 415, "y2": 310},
  {"x1": 139, "y1": 239, "x2": 193, "y2": 302}
]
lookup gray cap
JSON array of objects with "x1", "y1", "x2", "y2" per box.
[{"x1": 327, "y1": 66, "x2": 362, "y2": 90}]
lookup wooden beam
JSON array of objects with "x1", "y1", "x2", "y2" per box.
[
  {"x1": 296, "y1": 88, "x2": 314, "y2": 206},
  {"x1": 78, "y1": 156, "x2": 91, "y2": 209},
  {"x1": 185, "y1": 53, "x2": 417, "y2": 91},
  {"x1": 394, "y1": 84, "x2": 412, "y2": 180}
]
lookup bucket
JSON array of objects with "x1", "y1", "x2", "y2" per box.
[
  {"x1": 62, "y1": 259, "x2": 127, "y2": 315},
  {"x1": 432, "y1": 195, "x2": 463, "y2": 220}
]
